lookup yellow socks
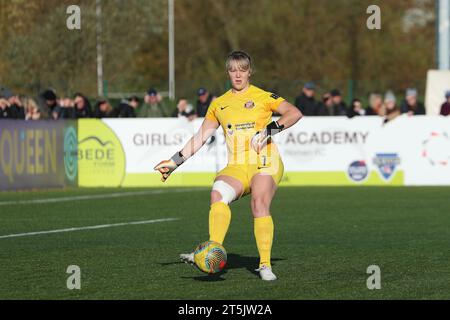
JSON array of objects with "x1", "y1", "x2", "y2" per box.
[
  {"x1": 209, "y1": 202, "x2": 232, "y2": 245},
  {"x1": 209, "y1": 204, "x2": 274, "y2": 268},
  {"x1": 254, "y1": 216, "x2": 274, "y2": 268}
]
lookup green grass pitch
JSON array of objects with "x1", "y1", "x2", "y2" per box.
[{"x1": 0, "y1": 187, "x2": 449, "y2": 300}]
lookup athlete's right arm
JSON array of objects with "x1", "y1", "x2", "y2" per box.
[{"x1": 154, "y1": 118, "x2": 220, "y2": 182}]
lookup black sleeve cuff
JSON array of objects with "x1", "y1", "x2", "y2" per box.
[
  {"x1": 266, "y1": 121, "x2": 285, "y2": 136},
  {"x1": 171, "y1": 151, "x2": 185, "y2": 166}
]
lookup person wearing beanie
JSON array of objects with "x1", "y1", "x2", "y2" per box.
[
  {"x1": 294, "y1": 82, "x2": 318, "y2": 116},
  {"x1": 330, "y1": 89, "x2": 348, "y2": 116},
  {"x1": 140, "y1": 88, "x2": 169, "y2": 118},
  {"x1": 196, "y1": 88, "x2": 216, "y2": 117},
  {"x1": 41, "y1": 89, "x2": 62, "y2": 120},
  {"x1": 439, "y1": 91, "x2": 450, "y2": 116},
  {"x1": 383, "y1": 90, "x2": 401, "y2": 124},
  {"x1": 400, "y1": 88, "x2": 425, "y2": 115}
]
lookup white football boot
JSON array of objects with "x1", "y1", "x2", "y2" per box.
[
  {"x1": 256, "y1": 265, "x2": 277, "y2": 281},
  {"x1": 179, "y1": 252, "x2": 195, "y2": 264}
]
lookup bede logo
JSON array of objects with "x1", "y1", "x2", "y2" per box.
[{"x1": 78, "y1": 120, "x2": 126, "y2": 187}]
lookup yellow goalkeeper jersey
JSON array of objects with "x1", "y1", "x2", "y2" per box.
[{"x1": 206, "y1": 85, "x2": 285, "y2": 165}]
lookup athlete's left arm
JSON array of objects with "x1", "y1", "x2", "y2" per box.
[
  {"x1": 251, "y1": 101, "x2": 302, "y2": 153},
  {"x1": 275, "y1": 100, "x2": 303, "y2": 130}
]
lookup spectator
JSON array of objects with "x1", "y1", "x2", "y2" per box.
[
  {"x1": 129, "y1": 96, "x2": 140, "y2": 111},
  {"x1": 366, "y1": 93, "x2": 385, "y2": 116},
  {"x1": 24, "y1": 98, "x2": 42, "y2": 120},
  {"x1": 400, "y1": 88, "x2": 425, "y2": 115},
  {"x1": 172, "y1": 98, "x2": 196, "y2": 121},
  {"x1": 74, "y1": 93, "x2": 92, "y2": 118},
  {"x1": 58, "y1": 97, "x2": 76, "y2": 119},
  {"x1": 383, "y1": 91, "x2": 401, "y2": 124},
  {"x1": 347, "y1": 99, "x2": 366, "y2": 118},
  {"x1": 93, "y1": 99, "x2": 115, "y2": 118},
  {"x1": 141, "y1": 88, "x2": 168, "y2": 117},
  {"x1": 294, "y1": 82, "x2": 317, "y2": 116},
  {"x1": 330, "y1": 89, "x2": 347, "y2": 116},
  {"x1": 6, "y1": 95, "x2": 25, "y2": 119},
  {"x1": 196, "y1": 88, "x2": 215, "y2": 117},
  {"x1": 440, "y1": 91, "x2": 450, "y2": 116},
  {"x1": 117, "y1": 97, "x2": 138, "y2": 118},
  {"x1": 0, "y1": 97, "x2": 13, "y2": 119},
  {"x1": 41, "y1": 89, "x2": 61, "y2": 120},
  {"x1": 315, "y1": 92, "x2": 333, "y2": 116}
]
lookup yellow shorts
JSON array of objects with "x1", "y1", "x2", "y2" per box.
[{"x1": 216, "y1": 149, "x2": 284, "y2": 197}]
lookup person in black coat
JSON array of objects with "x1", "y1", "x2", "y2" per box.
[
  {"x1": 315, "y1": 92, "x2": 333, "y2": 116},
  {"x1": 6, "y1": 95, "x2": 25, "y2": 119},
  {"x1": 74, "y1": 93, "x2": 92, "y2": 118},
  {"x1": 58, "y1": 98, "x2": 76, "y2": 119},
  {"x1": 294, "y1": 82, "x2": 317, "y2": 116},
  {"x1": 330, "y1": 89, "x2": 348, "y2": 116},
  {"x1": 41, "y1": 89, "x2": 61, "y2": 119},
  {"x1": 400, "y1": 88, "x2": 425, "y2": 115},
  {"x1": 440, "y1": 91, "x2": 450, "y2": 116},
  {"x1": 196, "y1": 88, "x2": 215, "y2": 117},
  {"x1": 0, "y1": 96, "x2": 14, "y2": 119},
  {"x1": 93, "y1": 99, "x2": 115, "y2": 118},
  {"x1": 117, "y1": 96, "x2": 140, "y2": 118},
  {"x1": 347, "y1": 99, "x2": 366, "y2": 118}
]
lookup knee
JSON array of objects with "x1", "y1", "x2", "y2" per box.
[
  {"x1": 210, "y1": 190, "x2": 223, "y2": 205},
  {"x1": 251, "y1": 196, "x2": 271, "y2": 217},
  {"x1": 211, "y1": 180, "x2": 237, "y2": 205}
]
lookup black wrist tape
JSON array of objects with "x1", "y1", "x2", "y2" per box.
[
  {"x1": 266, "y1": 121, "x2": 285, "y2": 136},
  {"x1": 171, "y1": 151, "x2": 185, "y2": 166}
]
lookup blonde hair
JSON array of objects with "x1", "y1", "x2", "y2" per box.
[
  {"x1": 23, "y1": 97, "x2": 39, "y2": 111},
  {"x1": 226, "y1": 50, "x2": 252, "y2": 72}
]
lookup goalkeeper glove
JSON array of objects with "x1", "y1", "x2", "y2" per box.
[
  {"x1": 153, "y1": 151, "x2": 186, "y2": 182},
  {"x1": 251, "y1": 121, "x2": 285, "y2": 154}
]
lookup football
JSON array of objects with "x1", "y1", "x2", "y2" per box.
[{"x1": 194, "y1": 241, "x2": 227, "y2": 274}]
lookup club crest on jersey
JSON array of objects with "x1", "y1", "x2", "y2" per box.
[
  {"x1": 226, "y1": 123, "x2": 234, "y2": 136},
  {"x1": 244, "y1": 101, "x2": 255, "y2": 109}
]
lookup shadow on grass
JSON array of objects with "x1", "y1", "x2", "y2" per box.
[{"x1": 160, "y1": 253, "x2": 284, "y2": 282}]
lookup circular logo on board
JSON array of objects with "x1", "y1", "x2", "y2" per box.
[
  {"x1": 422, "y1": 132, "x2": 450, "y2": 166},
  {"x1": 347, "y1": 160, "x2": 369, "y2": 182},
  {"x1": 78, "y1": 120, "x2": 126, "y2": 187}
]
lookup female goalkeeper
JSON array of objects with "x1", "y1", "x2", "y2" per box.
[{"x1": 154, "y1": 51, "x2": 302, "y2": 281}]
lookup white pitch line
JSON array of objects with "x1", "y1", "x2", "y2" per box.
[
  {"x1": 0, "y1": 188, "x2": 207, "y2": 206},
  {"x1": 0, "y1": 218, "x2": 179, "y2": 240}
]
